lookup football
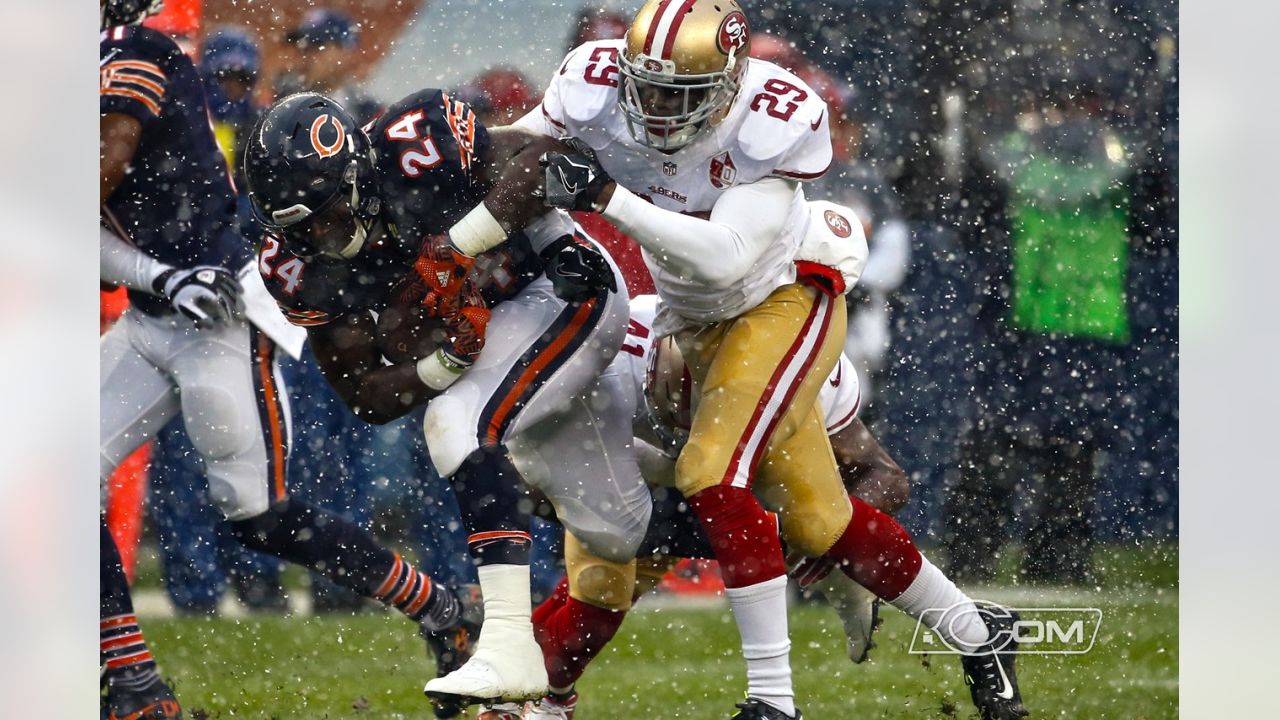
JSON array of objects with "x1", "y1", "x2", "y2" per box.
[{"x1": 374, "y1": 274, "x2": 445, "y2": 364}]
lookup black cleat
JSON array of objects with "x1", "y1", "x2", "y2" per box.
[
  {"x1": 960, "y1": 605, "x2": 1030, "y2": 720},
  {"x1": 730, "y1": 698, "x2": 803, "y2": 720},
  {"x1": 103, "y1": 676, "x2": 182, "y2": 720},
  {"x1": 421, "y1": 584, "x2": 484, "y2": 718}
]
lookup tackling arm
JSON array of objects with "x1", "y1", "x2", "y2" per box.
[
  {"x1": 100, "y1": 112, "x2": 142, "y2": 206},
  {"x1": 307, "y1": 313, "x2": 443, "y2": 425},
  {"x1": 449, "y1": 127, "x2": 574, "y2": 256},
  {"x1": 829, "y1": 418, "x2": 910, "y2": 515},
  {"x1": 598, "y1": 177, "x2": 797, "y2": 289}
]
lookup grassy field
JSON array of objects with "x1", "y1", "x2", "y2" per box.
[{"x1": 140, "y1": 544, "x2": 1178, "y2": 719}]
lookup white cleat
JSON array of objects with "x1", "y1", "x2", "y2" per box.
[
  {"x1": 424, "y1": 623, "x2": 548, "y2": 706},
  {"x1": 816, "y1": 571, "x2": 881, "y2": 663},
  {"x1": 523, "y1": 692, "x2": 578, "y2": 719}
]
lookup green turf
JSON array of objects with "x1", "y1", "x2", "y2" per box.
[{"x1": 143, "y1": 581, "x2": 1177, "y2": 718}]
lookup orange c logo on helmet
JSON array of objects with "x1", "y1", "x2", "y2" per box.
[{"x1": 309, "y1": 114, "x2": 346, "y2": 158}]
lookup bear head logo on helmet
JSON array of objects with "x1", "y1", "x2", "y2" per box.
[{"x1": 619, "y1": 0, "x2": 752, "y2": 152}]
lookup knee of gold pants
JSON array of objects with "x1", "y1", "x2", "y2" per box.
[
  {"x1": 755, "y1": 405, "x2": 854, "y2": 557},
  {"x1": 565, "y1": 531, "x2": 637, "y2": 611},
  {"x1": 673, "y1": 283, "x2": 848, "y2": 498}
]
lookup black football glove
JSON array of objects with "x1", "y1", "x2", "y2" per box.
[
  {"x1": 153, "y1": 266, "x2": 244, "y2": 328},
  {"x1": 540, "y1": 235, "x2": 618, "y2": 303},
  {"x1": 541, "y1": 138, "x2": 613, "y2": 212}
]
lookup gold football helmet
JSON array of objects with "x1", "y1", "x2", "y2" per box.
[{"x1": 619, "y1": 0, "x2": 752, "y2": 151}]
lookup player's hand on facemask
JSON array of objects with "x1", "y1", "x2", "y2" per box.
[
  {"x1": 541, "y1": 137, "x2": 613, "y2": 212},
  {"x1": 153, "y1": 266, "x2": 244, "y2": 328},
  {"x1": 540, "y1": 235, "x2": 618, "y2": 303}
]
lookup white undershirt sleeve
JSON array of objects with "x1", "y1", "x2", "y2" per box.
[
  {"x1": 100, "y1": 226, "x2": 171, "y2": 294},
  {"x1": 601, "y1": 177, "x2": 797, "y2": 289}
]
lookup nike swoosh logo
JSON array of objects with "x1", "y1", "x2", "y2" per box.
[
  {"x1": 811, "y1": 110, "x2": 824, "y2": 131},
  {"x1": 557, "y1": 167, "x2": 580, "y2": 194},
  {"x1": 992, "y1": 652, "x2": 1014, "y2": 700},
  {"x1": 830, "y1": 363, "x2": 842, "y2": 388}
]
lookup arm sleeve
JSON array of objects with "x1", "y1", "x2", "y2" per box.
[
  {"x1": 100, "y1": 48, "x2": 169, "y2": 125},
  {"x1": 601, "y1": 177, "x2": 798, "y2": 289},
  {"x1": 100, "y1": 226, "x2": 170, "y2": 293}
]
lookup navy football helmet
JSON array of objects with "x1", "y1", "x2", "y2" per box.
[
  {"x1": 101, "y1": 0, "x2": 165, "y2": 31},
  {"x1": 243, "y1": 93, "x2": 384, "y2": 260}
]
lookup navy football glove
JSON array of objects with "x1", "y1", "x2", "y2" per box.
[
  {"x1": 540, "y1": 235, "x2": 618, "y2": 303},
  {"x1": 541, "y1": 138, "x2": 613, "y2": 212}
]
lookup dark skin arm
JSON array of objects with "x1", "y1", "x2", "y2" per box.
[
  {"x1": 830, "y1": 418, "x2": 911, "y2": 515},
  {"x1": 476, "y1": 126, "x2": 582, "y2": 231},
  {"x1": 101, "y1": 112, "x2": 143, "y2": 205},
  {"x1": 306, "y1": 312, "x2": 440, "y2": 425}
]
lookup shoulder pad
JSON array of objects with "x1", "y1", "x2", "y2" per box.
[
  {"x1": 734, "y1": 60, "x2": 829, "y2": 164},
  {"x1": 554, "y1": 40, "x2": 625, "y2": 125}
]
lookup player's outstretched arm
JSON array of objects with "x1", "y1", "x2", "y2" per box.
[
  {"x1": 448, "y1": 127, "x2": 582, "y2": 257},
  {"x1": 829, "y1": 418, "x2": 910, "y2": 515},
  {"x1": 100, "y1": 112, "x2": 142, "y2": 206},
  {"x1": 307, "y1": 313, "x2": 443, "y2": 425}
]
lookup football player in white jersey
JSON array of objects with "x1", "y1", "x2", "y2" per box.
[
  {"x1": 445, "y1": 3, "x2": 1027, "y2": 716},
  {"x1": 507, "y1": 203, "x2": 1029, "y2": 720}
]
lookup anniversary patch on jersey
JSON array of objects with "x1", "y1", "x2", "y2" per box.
[{"x1": 709, "y1": 151, "x2": 737, "y2": 189}]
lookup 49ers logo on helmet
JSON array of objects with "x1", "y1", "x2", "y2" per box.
[
  {"x1": 309, "y1": 114, "x2": 346, "y2": 158},
  {"x1": 717, "y1": 11, "x2": 749, "y2": 55},
  {"x1": 824, "y1": 209, "x2": 853, "y2": 238}
]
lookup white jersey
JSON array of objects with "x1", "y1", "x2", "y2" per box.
[
  {"x1": 621, "y1": 295, "x2": 860, "y2": 446},
  {"x1": 519, "y1": 40, "x2": 833, "y2": 332}
]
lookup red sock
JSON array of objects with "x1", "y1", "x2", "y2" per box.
[
  {"x1": 532, "y1": 575, "x2": 571, "y2": 629},
  {"x1": 825, "y1": 495, "x2": 923, "y2": 600},
  {"x1": 533, "y1": 595, "x2": 627, "y2": 690},
  {"x1": 686, "y1": 485, "x2": 786, "y2": 588}
]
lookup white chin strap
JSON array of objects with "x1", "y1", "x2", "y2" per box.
[{"x1": 332, "y1": 228, "x2": 367, "y2": 260}]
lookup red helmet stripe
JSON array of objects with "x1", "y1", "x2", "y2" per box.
[
  {"x1": 642, "y1": 0, "x2": 672, "y2": 56},
  {"x1": 660, "y1": 0, "x2": 698, "y2": 60}
]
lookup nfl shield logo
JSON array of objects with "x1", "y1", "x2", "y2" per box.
[
  {"x1": 662, "y1": 161, "x2": 677, "y2": 176},
  {"x1": 709, "y1": 151, "x2": 737, "y2": 189}
]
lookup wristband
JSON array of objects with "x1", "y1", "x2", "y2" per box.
[
  {"x1": 416, "y1": 349, "x2": 466, "y2": 391},
  {"x1": 447, "y1": 202, "x2": 507, "y2": 257}
]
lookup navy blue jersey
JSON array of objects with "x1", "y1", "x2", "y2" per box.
[
  {"x1": 259, "y1": 88, "x2": 544, "y2": 328},
  {"x1": 100, "y1": 25, "x2": 250, "y2": 314},
  {"x1": 368, "y1": 88, "x2": 491, "y2": 245}
]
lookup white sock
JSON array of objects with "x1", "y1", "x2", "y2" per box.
[
  {"x1": 725, "y1": 575, "x2": 796, "y2": 717},
  {"x1": 475, "y1": 564, "x2": 534, "y2": 653},
  {"x1": 890, "y1": 556, "x2": 990, "y2": 652}
]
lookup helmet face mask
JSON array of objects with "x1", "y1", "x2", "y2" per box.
[
  {"x1": 244, "y1": 93, "x2": 384, "y2": 261},
  {"x1": 619, "y1": 0, "x2": 752, "y2": 152},
  {"x1": 619, "y1": 54, "x2": 741, "y2": 151},
  {"x1": 100, "y1": 0, "x2": 165, "y2": 31}
]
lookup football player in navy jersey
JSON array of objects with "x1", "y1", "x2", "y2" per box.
[
  {"x1": 99, "y1": 3, "x2": 484, "y2": 718},
  {"x1": 243, "y1": 91, "x2": 649, "y2": 709}
]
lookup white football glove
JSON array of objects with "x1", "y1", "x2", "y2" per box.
[{"x1": 153, "y1": 266, "x2": 244, "y2": 328}]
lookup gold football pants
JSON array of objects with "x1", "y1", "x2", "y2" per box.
[{"x1": 675, "y1": 283, "x2": 851, "y2": 555}]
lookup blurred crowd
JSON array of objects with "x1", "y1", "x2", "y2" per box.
[{"x1": 104, "y1": 0, "x2": 1177, "y2": 610}]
